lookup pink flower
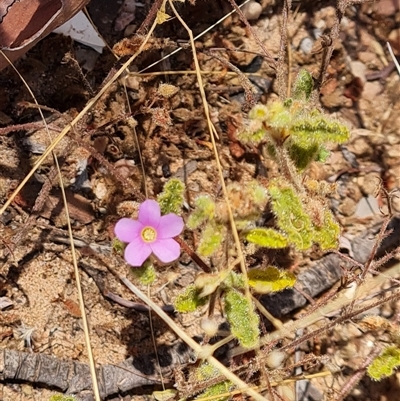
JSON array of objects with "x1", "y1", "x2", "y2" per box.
[{"x1": 114, "y1": 199, "x2": 184, "y2": 267}]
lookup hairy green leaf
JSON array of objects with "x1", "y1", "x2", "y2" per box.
[
  {"x1": 195, "y1": 381, "x2": 233, "y2": 401},
  {"x1": 198, "y1": 222, "x2": 225, "y2": 257},
  {"x1": 288, "y1": 142, "x2": 320, "y2": 170},
  {"x1": 367, "y1": 346, "x2": 400, "y2": 381},
  {"x1": 291, "y1": 114, "x2": 350, "y2": 147},
  {"x1": 313, "y1": 209, "x2": 340, "y2": 250},
  {"x1": 174, "y1": 285, "x2": 209, "y2": 313},
  {"x1": 269, "y1": 180, "x2": 314, "y2": 250},
  {"x1": 292, "y1": 69, "x2": 313, "y2": 100},
  {"x1": 157, "y1": 178, "x2": 185, "y2": 214},
  {"x1": 245, "y1": 227, "x2": 288, "y2": 248},
  {"x1": 187, "y1": 195, "x2": 215, "y2": 229},
  {"x1": 248, "y1": 267, "x2": 296, "y2": 294},
  {"x1": 131, "y1": 261, "x2": 156, "y2": 285},
  {"x1": 223, "y1": 271, "x2": 245, "y2": 289},
  {"x1": 224, "y1": 289, "x2": 259, "y2": 348},
  {"x1": 193, "y1": 362, "x2": 233, "y2": 401}
]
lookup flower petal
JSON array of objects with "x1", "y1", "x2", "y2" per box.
[
  {"x1": 157, "y1": 214, "x2": 184, "y2": 239},
  {"x1": 114, "y1": 218, "x2": 143, "y2": 243},
  {"x1": 124, "y1": 238, "x2": 152, "y2": 267},
  {"x1": 150, "y1": 238, "x2": 181, "y2": 263},
  {"x1": 138, "y1": 200, "x2": 161, "y2": 228}
]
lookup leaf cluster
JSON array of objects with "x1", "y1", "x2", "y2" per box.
[
  {"x1": 368, "y1": 347, "x2": 400, "y2": 381},
  {"x1": 48, "y1": 395, "x2": 79, "y2": 401},
  {"x1": 175, "y1": 268, "x2": 295, "y2": 348},
  {"x1": 233, "y1": 71, "x2": 346, "y2": 252},
  {"x1": 239, "y1": 70, "x2": 350, "y2": 171},
  {"x1": 157, "y1": 178, "x2": 185, "y2": 214},
  {"x1": 190, "y1": 362, "x2": 233, "y2": 401},
  {"x1": 187, "y1": 181, "x2": 268, "y2": 257},
  {"x1": 248, "y1": 177, "x2": 340, "y2": 251}
]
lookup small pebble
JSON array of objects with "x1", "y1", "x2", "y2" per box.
[
  {"x1": 358, "y1": 172, "x2": 380, "y2": 196},
  {"x1": 313, "y1": 27, "x2": 323, "y2": 39},
  {"x1": 346, "y1": 137, "x2": 372, "y2": 158},
  {"x1": 299, "y1": 37, "x2": 314, "y2": 54},
  {"x1": 346, "y1": 182, "x2": 363, "y2": 202},
  {"x1": 94, "y1": 181, "x2": 108, "y2": 201},
  {"x1": 362, "y1": 81, "x2": 382, "y2": 101},
  {"x1": 249, "y1": 75, "x2": 272, "y2": 92},
  {"x1": 242, "y1": 1, "x2": 263, "y2": 21},
  {"x1": 339, "y1": 197, "x2": 357, "y2": 216},
  {"x1": 349, "y1": 60, "x2": 367, "y2": 83},
  {"x1": 21, "y1": 384, "x2": 33, "y2": 396},
  {"x1": 354, "y1": 195, "x2": 379, "y2": 218}
]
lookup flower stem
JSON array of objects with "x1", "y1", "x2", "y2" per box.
[{"x1": 175, "y1": 236, "x2": 211, "y2": 273}]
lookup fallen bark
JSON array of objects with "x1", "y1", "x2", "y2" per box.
[
  {"x1": 1, "y1": 217, "x2": 399, "y2": 400},
  {"x1": 0, "y1": 0, "x2": 91, "y2": 71},
  {"x1": 0, "y1": 341, "x2": 196, "y2": 401}
]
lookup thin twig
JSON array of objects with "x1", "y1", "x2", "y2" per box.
[
  {"x1": 136, "y1": 0, "x2": 164, "y2": 36},
  {"x1": 139, "y1": 0, "x2": 254, "y2": 74},
  {"x1": 225, "y1": 0, "x2": 276, "y2": 69},
  {"x1": 207, "y1": 49, "x2": 257, "y2": 110},
  {"x1": 332, "y1": 345, "x2": 383, "y2": 401},
  {"x1": 387, "y1": 42, "x2": 400, "y2": 75},
  {"x1": 314, "y1": 0, "x2": 348, "y2": 94},
  {"x1": 175, "y1": 237, "x2": 211, "y2": 273},
  {"x1": 106, "y1": 291, "x2": 175, "y2": 314},
  {"x1": 276, "y1": 0, "x2": 292, "y2": 99}
]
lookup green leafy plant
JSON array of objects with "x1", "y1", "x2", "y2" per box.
[
  {"x1": 187, "y1": 195, "x2": 215, "y2": 229},
  {"x1": 157, "y1": 178, "x2": 185, "y2": 214},
  {"x1": 131, "y1": 261, "x2": 157, "y2": 285},
  {"x1": 197, "y1": 221, "x2": 226, "y2": 257},
  {"x1": 175, "y1": 269, "x2": 283, "y2": 348},
  {"x1": 174, "y1": 284, "x2": 209, "y2": 312},
  {"x1": 238, "y1": 70, "x2": 350, "y2": 173},
  {"x1": 247, "y1": 267, "x2": 296, "y2": 294},
  {"x1": 244, "y1": 227, "x2": 288, "y2": 248},
  {"x1": 174, "y1": 69, "x2": 347, "y2": 354},
  {"x1": 187, "y1": 181, "x2": 268, "y2": 258},
  {"x1": 224, "y1": 288, "x2": 260, "y2": 348},
  {"x1": 367, "y1": 346, "x2": 400, "y2": 381},
  {"x1": 191, "y1": 361, "x2": 234, "y2": 401},
  {"x1": 185, "y1": 71, "x2": 345, "y2": 267},
  {"x1": 113, "y1": 65, "x2": 351, "y2": 396},
  {"x1": 232, "y1": 70, "x2": 346, "y2": 253},
  {"x1": 48, "y1": 395, "x2": 79, "y2": 401}
]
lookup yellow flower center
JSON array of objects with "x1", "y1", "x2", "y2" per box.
[{"x1": 141, "y1": 226, "x2": 157, "y2": 242}]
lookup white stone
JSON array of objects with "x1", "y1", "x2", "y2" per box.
[{"x1": 242, "y1": 1, "x2": 263, "y2": 21}]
